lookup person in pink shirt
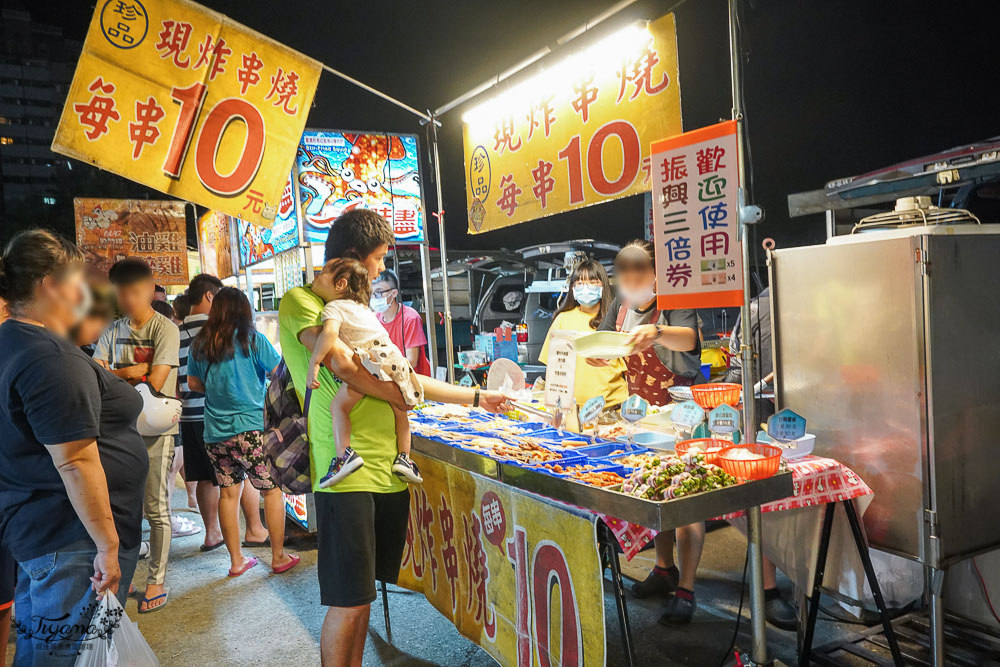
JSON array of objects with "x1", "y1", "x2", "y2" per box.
[{"x1": 371, "y1": 269, "x2": 431, "y2": 376}]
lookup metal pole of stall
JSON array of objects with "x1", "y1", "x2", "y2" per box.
[
  {"x1": 728, "y1": 0, "x2": 767, "y2": 663},
  {"x1": 291, "y1": 157, "x2": 314, "y2": 283},
  {"x1": 419, "y1": 240, "x2": 440, "y2": 372},
  {"x1": 429, "y1": 118, "x2": 456, "y2": 383}
]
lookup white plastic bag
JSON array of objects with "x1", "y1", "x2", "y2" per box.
[{"x1": 74, "y1": 592, "x2": 159, "y2": 667}]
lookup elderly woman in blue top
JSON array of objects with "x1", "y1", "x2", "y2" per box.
[{"x1": 187, "y1": 287, "x2": 299, "y2": 577}]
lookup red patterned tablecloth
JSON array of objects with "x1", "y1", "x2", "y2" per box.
[{"x1": 600, "y1": 455, "x2": 873, "y2": 560}]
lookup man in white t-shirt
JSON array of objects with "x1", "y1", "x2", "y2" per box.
[{"x1": 95, "y1": 258, "x2": 178, "y2": 614}]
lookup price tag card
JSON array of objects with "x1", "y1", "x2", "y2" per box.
[
  {"x1": 543, "y1": 334, "x2": 577, "y2": 410},
  {"x1": 620, "y1": 395, "x2": 649, "y2": 423},
  {"x1": 579, "y1": 396, "x2": 606, "y2": 425},
  {"x1": 459, "y1": 374, "x2": 476, "y2": 388},
  {"x1": 767, "y1": 409, "x2": 807, "y2": 442},
  {"x1": 671, "y1": 400, "x2": 705, "y2": 429},
  {"x1": 708, "y1": 404, "x2": 741, "y2": 435}
]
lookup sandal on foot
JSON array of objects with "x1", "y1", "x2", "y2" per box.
[
  {"x1": 199, "y1": 540, "x2": 225, "y2": 552},
  {"x1": 241, "y1": 538, "x2": 270, "y2": 548},
  {"x1": 228, "y1": 556, "x2": 258, "y2": 577},
  {"x1": 171, "y1": 515, "x2": 201, "y2": 538},
  {"x1": 138, "y1": 590, "x2": 169, "y2": 614},
  {"x1": 272, "y1": 554, "x2": 301, "y2": 574}
]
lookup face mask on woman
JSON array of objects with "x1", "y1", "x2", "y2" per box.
[
  {"x1": 572, "y1": 284, "x2": 602, "y2": 307},
  {"x1": 369, "y1": 295, "x2": 391, "y2": 313},
  {"x1": 618, "y1": 283, "x2": 656, "y2": 308}
]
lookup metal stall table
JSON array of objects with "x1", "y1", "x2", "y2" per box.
[{"x1": 413, "y1": 434, "x2": 794, "y2": 666}]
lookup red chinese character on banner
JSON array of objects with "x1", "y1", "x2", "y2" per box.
[
  {"x1": 664, "y1": 262, "x2": 692, "y2": 287},
  {"x1": 661, "y1": 155, "x2": 687, "y2": 182},
  {"x1": 194, "y1": 34, "x2": 231, "y2": 81},
  {"x1": 438, "y1": 495, "x2": 459, "y2": 611},
  {"x1": 525, "y1": 98, "x2": 556, "y2": 141},
  {"x1": 617, "y1": 46, "x2": 670, "y2": 103},
  {"x1": 496, "y1": 174, "x2": 521, "y2": 218},
  {"x1": 413, "y1": 488, "x2": 438, "y2": 590},
  {"x1": 265, "y1": 68, "x2": 300, "y2": 115},
  {"x1": 393, "y1": 209, "x2": 419, "y2": 237},
  {"x1": 571, "y1": 77, "x2": 599, "y2": 123},
  {"x1": 641, "y1": 155, "x2": 652, "y2": 184},
  {"x1": 492, "y1": 117, "x2": 522, "y2": 155},
  {"x1": 461, "y1": 512, "x2": 496, "y2": 638},
  {"x1": 530, "y1": 160, "x2": 555, "y2": 209},
  {"x1": 237, "y1": 52, "x2": 264, "y2": 95},
  {"x1": 696, "y1": 146, "x2": 727, "y2": 175},
  {"x1": 128, "y1": 96, "x2": 165, "y2": 159},
  {"x1": 73, "y1": 78, "x2": 120, "y2": 141},
  {"x1": 701, "y1": 231, "x2": 729, "y2": 256},
  {"x1": 154, "y1": 20, "x2": 193, "y2": 68},
  {"x1": 243, "y1": 190, "x2": 264, "y2": 214}
]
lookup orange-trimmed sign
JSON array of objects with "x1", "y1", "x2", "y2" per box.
[
  {"x1": 652, "y1": 120, "x2": 744, "y2": 309},
  {"x1": 462, "y1": 13, "x2": 681, "y2": 234},
  {"x1": 52, "y1": 0, "x2": 320, "y2": 227},
  {"x1": 74, "y1": 197, "x2": 188, "y2": 285},
  {"x1": 398, "y1": 454, "x2": 606, "y2": 666}
]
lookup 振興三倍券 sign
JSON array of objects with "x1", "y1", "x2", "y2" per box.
[
  {"x1": 651, "y1": 119, "x2": 744, "y2": 309},
  {"x1": 52, "y1": 0, "x2": 320, "y2": 228}
]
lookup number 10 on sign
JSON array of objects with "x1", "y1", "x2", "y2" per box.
[{"x1": 165, "y1": 83, "x2": 265, "y2": 196}]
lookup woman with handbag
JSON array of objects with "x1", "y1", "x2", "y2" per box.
[
  {"x1": 0, "y1": 230, "x2": 148, "y2": 665},
  {"x1": 187, "y1": 288, "x2": 300, "y2": 577}
]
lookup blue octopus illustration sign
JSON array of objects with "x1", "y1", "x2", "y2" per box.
[
  {"x1": 296, "y1": 130, "x2": 425, "y2": 243},
  {"x1": 237, "y1": 175, "x2": 300, "y2": 267}
]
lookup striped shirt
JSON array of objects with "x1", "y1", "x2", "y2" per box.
[{"x1": 178, "y1": 314, "x2": 208, "y2": 422}]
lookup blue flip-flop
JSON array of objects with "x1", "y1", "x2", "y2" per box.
[{"x1": 138, "y1": 589, "x2": 169, "y2": 614}]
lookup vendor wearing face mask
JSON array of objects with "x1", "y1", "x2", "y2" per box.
[
  {"x1": 540, "y1": 259, "x2": 628, "y2": 409},
  {"x1": 593, "y1": 239, "x2": 705, "y2": 404},
  {"x1": 593, "y1": 239, "x2": 706, "y2": 626},
  {"x1": 372, "y1": 269, "x2": 431, "y2": 376}
]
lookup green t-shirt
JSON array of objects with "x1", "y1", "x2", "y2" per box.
[{"x1": 278, "y1": 286, "x2": 405, "y2": 494}]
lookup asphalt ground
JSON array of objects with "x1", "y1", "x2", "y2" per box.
[{"x1": 8, "y1": 485, "x2": 853, "y2": 666}]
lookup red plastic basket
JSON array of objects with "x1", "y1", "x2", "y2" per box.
[
  {"x1": 717, "y1": 443, "x2": 782, "y2": 480},
  {"x1": 690, "y1": 383, "x2": 741, "y2": 409},
  {"x1": 674, "y1": 438, "x2": 730, "y2": 465}
]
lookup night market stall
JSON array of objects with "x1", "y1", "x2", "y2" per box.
[{"x1": 47, "y1": 0, "x2": 954, "y2": 665}]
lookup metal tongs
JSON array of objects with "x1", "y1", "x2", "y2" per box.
[{"x1": 485, "y1": 359, "x2": 563, "y2": 428}]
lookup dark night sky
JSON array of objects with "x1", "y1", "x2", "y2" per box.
[{"x1": 17, "y1": 0, "x2": 1000, "y2": 263}]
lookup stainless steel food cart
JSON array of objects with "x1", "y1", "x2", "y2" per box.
[{"x1": 769, "y1": 224, "x2": 1000, "y2": 664}]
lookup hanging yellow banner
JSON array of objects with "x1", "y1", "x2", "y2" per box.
[
  {"x1": 52, "y1": 0, "x2": 321, "y2": 227},
  {"x1": 398, "y1": 454, "x2": 606, "y2": 666},
  {"x1": 462, "y1": 13, "x2": 682, "y2": 234}
]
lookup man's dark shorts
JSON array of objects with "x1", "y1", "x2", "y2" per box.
[
  {"x1": 315, "y1": 490, "x2": 410, "y2": 607},
  {"x1": 180, "y1": 420, "x2": 218, "y2": 485}
]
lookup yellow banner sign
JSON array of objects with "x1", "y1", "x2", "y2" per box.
[
  {"x1": 74, "y1": 197, "x2": 188, "y2": 285},
  {"x1": 398, "y1": 454, "x2": 606, "y2": 666},
  {"x1": 196, "y1": 210, "x2": 235, "y2": 280},
  {"x1": 53, "y1": 0, "x2": 321, "y2": 227},
  {"x1": 462, "y1": 13, "x2": 681, "y2": 234}
]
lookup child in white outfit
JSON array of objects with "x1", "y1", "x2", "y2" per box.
[{"x1": 307, "y1": 258, "x2": 424, "y2": 486}]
